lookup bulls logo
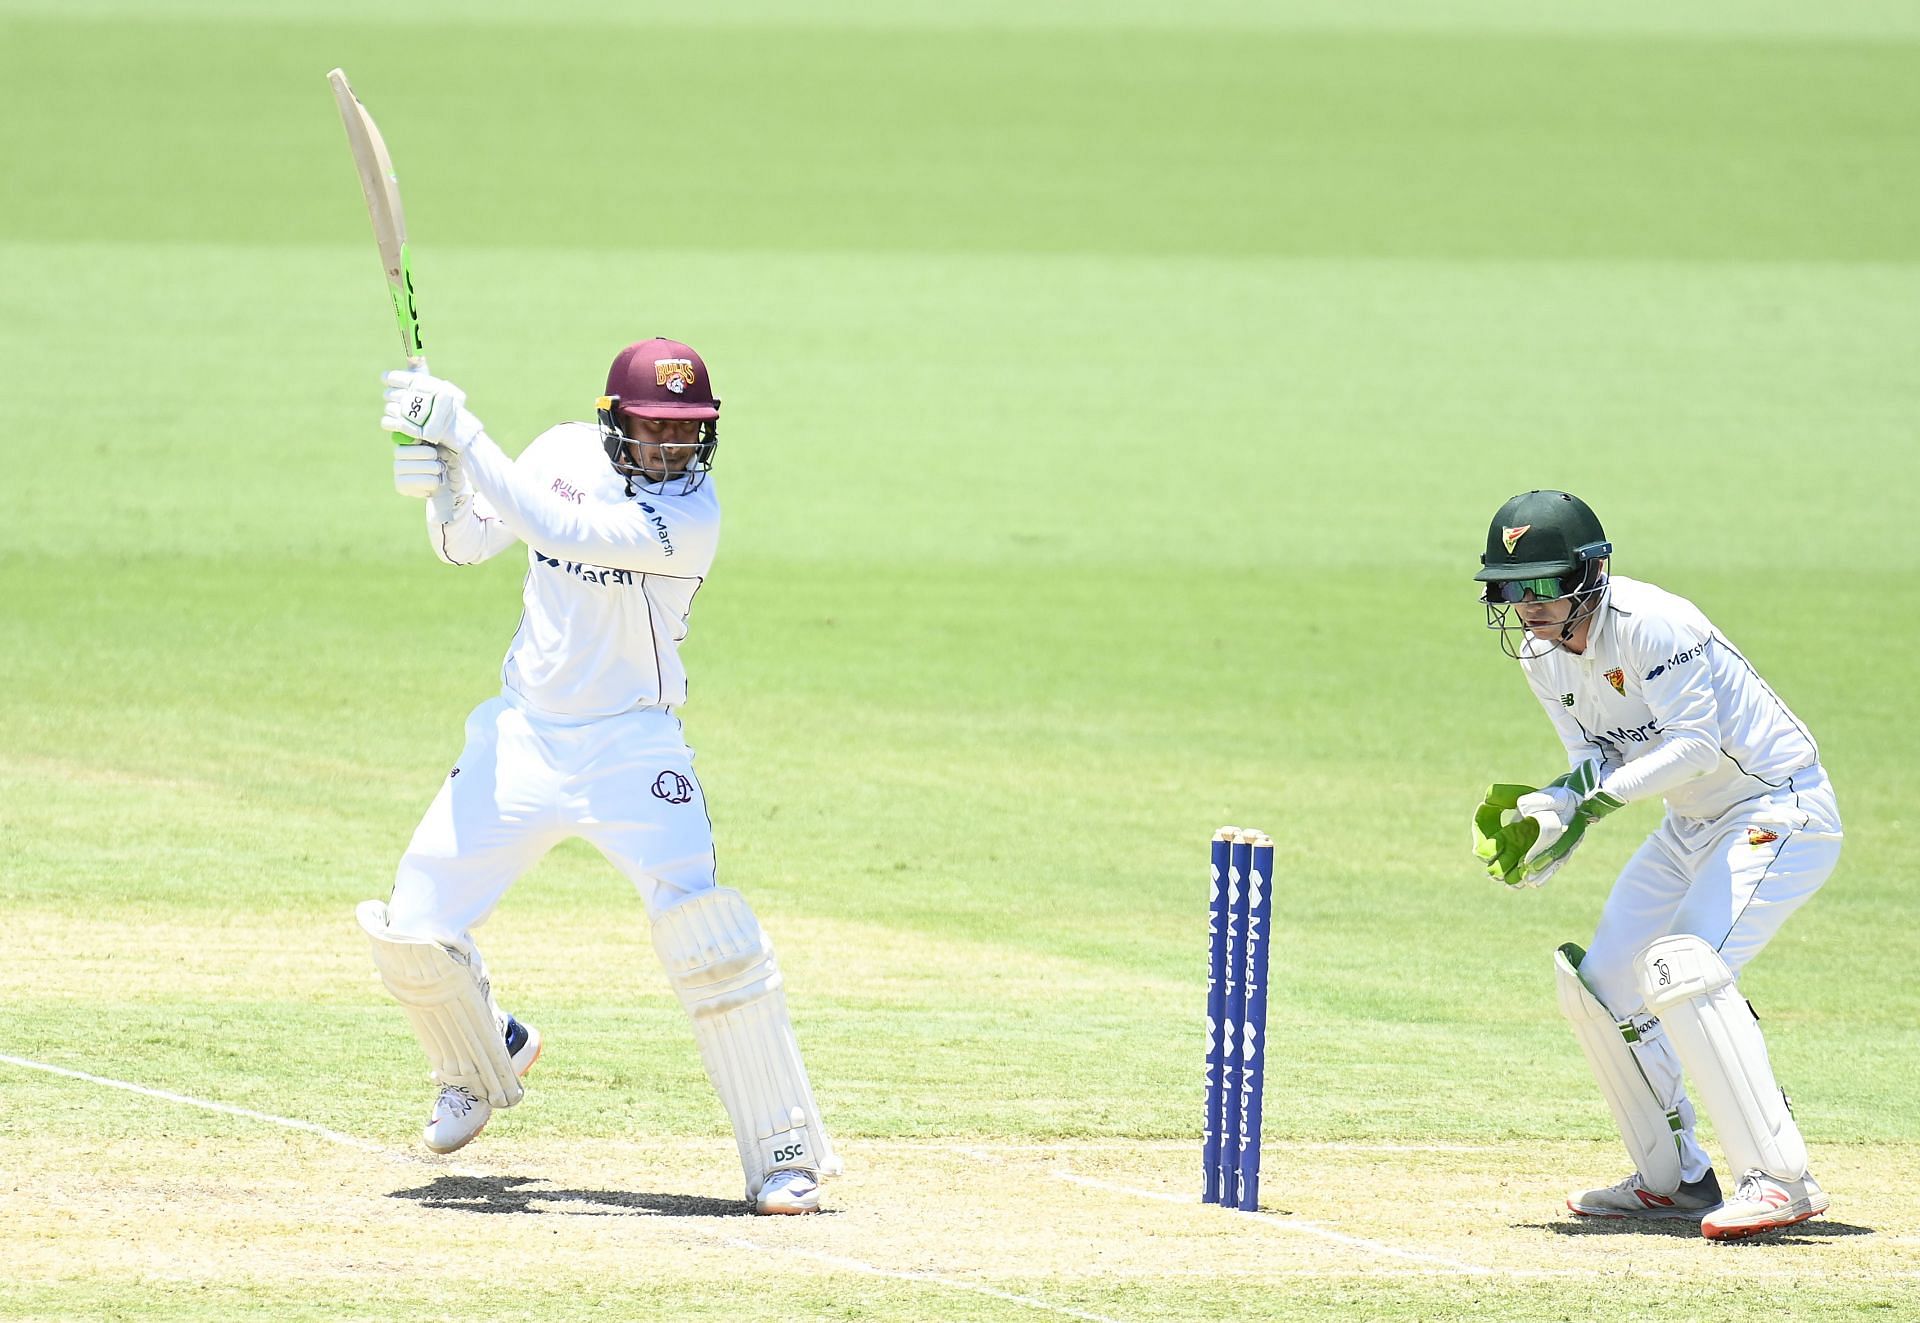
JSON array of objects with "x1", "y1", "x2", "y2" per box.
[
  {"x1": 651, "y1": 771, "x2": 694, "y2": 804},
  {"x1": 1501, "y1": 524, "x2": 1530, "y2": 554},
  {"x1": 655, "y1": 358, "x2": 697, "y2": 394}
]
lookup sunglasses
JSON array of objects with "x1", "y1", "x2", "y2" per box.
[{"x1": 1486, "y1": 575, "x2": 1569, "y2": 604}]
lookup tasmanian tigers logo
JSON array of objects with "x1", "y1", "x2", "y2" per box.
[
  {"x1": 1748, "y1": 828, "x2": 1779, "y2": 847},
  {"x1": 1604, "y1": 668, "x2": 1626, "y2": 696},
  {"x1": 655, "y1": 358, "x2": 697, "y2": 394},
  {"x1": 1501, "y1": 525, "x2": 1530, "y2": 555}
]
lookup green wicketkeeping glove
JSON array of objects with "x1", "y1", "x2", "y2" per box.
[
  {"x1": 1472, "y1": 783, "x2": 1540, "y2": 885},
  {"x1": 1472, "y1": 764, "x2": 1625, "y2": 889}
]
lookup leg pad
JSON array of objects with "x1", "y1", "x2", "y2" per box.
[
  {"x1": 1637, "y1": 934, "x2": 1806, "y2": 1180},
  {"x1": 358, "y1": 900, "x2": 522, "y2": 1109},
  {"x1": 1555, "y1": 943, "x2": 1684, "y2": 1193},
  {"x1": 652, "y1": 887, "x2": 839, "y2": 1197}
]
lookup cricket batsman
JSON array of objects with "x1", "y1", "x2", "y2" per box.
[
  {"x1": 1470, "y1": 490, "x2": 1840, "y2": 1240},
  {"x1": 357, "y1": 338, "x2": 838, "y2": 1215}
]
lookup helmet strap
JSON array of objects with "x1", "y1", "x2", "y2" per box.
[{"x1": 1558, "y1": 561, "x2": 1608, "y2": 642}]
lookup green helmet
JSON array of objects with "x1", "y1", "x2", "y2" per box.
[
  {"x1": 1474, "y1": 490, "x2": 1610, "y2": 584},
  {"x1": 1475, "y1": 491, "x2": 1612, "y2": 658}
]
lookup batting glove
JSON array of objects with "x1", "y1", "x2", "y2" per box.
[
  {"x1": 392, "y1": 442, "x2": 471, "y2": 522},
  {"x1": 393, "y1": 443, "x2": 446, "y2": 498},
  {"x1": 380, "y1": 369, "x2": 486, "y2": 452}
]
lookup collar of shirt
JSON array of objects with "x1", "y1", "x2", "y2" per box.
[{"x1": 1579, "y1": 585, "x2": 1615, "y2": 656}]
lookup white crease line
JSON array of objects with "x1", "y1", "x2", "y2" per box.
[
  {"x1": 932, "y1": 1139, "x2": 1477, "y2": 1154},
  {"x1": 1276, "y1": 1142, "x2": 1478, "y2": 1154},
  {"x1": 0, "y1": 1053, "x2": 396, "y2": 1157},
  {"x1": 725, "y1": 1241, "x2": 1127, "y2": 1323},
  {"x1": 1, "y1": 1053, "x2": 1129, "y2": 1323},
  {"x1": 1050, "y1": 1171, "x2": 1543, "y2": 1279},
  {"x1": 0, "y1": 1052, "x2": 497, "y2": 1178}
]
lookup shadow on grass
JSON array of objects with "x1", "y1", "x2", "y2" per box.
[
  {"x1": 390, "y1": 1174, "x2": 749, "y2": 1218},
  {"x1": 1527, "y1": 1217, "x2": 1876, "y2": 1242}
]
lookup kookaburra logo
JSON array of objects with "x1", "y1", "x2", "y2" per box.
[
  {"x1": 651, "y1": 771, "x2": 694, "y2": 804},
  {"x1": 1653, "y1": 958, "x2": 1672, "y2": 987}
]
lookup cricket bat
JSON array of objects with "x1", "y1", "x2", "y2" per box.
[{"x1": 328, "y1": 68, "x2": 428, "y2": 387}]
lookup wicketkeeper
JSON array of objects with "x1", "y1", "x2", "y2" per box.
[
  {"x1": 357, "y1": 338, "x2": 839, "y2": 1215},
  {"x1": 1470, "y1": 490, "x2": 1840, "y2": 1240}
]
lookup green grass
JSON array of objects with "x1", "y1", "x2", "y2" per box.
[{"x1": 2, "y1": 2, "x2": 1918, "y2": 1318}]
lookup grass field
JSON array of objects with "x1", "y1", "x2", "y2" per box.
[{"x1": 3, "y1": 2, "x2": 1919, "y2": 1319}]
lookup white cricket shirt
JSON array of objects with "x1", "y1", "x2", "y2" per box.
[
  {"x1": 1519, "y1": 576, "x2": 1820, "y2": 822},
  {"x1": 427, "y1": 421, "x2": 719, "y2": 718}
]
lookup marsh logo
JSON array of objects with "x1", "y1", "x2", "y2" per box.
[
  {"x1": 1645, "y1": 664, "x2": 1665, "y2": 681},
  {"x1": 1501, "y1": 524, "x2": 1530, "y2": 555},
  {"x1": 1665, "y1": 641, "x2": 1708, "y2": 670},
  {"x1": 655, "y1": 358, "x2": 697, "y2": 393},
  {"x1": 532, "y1": 549, "x2": 638, "y2": 587},
  {"x1": 651, "y1": 771, "x2": 694, "y2": 804},
  {"x1": 1602, "y1": 719, "x2": 1660, "y2": 746},
  {"x1": 634, "y1": 502, "x2": 675, "y2": 555}
]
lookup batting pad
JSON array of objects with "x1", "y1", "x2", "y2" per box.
[
  {"x1": 1637, "y1": 933, "x2": 1807, "y2": 1181},
  {"x1": 357, "y1": 900, "x2": 523, "y2": 1109},
  {"x1": 1555, "y1": 944, "x2": 1684, "y2": 1193},
  {"x1": 651, "y1": 886, "x2": 840, "y2": 1197}
]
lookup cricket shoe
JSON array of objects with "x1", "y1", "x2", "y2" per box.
[
  {"x1": 1567, "y1": 1169, "x2": 1723, "y2": 1220},
  {"x1": 754, "y1": 1168, "x2": 823, "y2": 1216},
  {"x1": 422, "y1": 1015, "x2": 542, "y2": 1155},
  {"x1": 1701, "y1": 1170, "x2": 1828, "y2": 1241}
]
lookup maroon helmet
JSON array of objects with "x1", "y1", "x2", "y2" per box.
[
  {"x1": 603, "y1": 338, "x2": 721, "y2": 420},
  {"x1": 596, "y1": 337, "x2": 720, "y2": 495}
]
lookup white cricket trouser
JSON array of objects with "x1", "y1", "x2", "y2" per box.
[
  {"x1": 1579, "y1": 766, "x2": 1842, "y2": 1181},
  {"x1": 386, "y1": 694, "x2": 717, "y2": 952}
]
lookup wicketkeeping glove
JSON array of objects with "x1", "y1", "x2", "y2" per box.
[{"x1": 1472, "y1": 762, "x2": 1625, "y2": 889}]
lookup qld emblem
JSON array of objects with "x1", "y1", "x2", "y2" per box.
[
  {"x1": 1604, "y1": 668, "x2": 1626, "y2": 696},
  {"x1": 1501, "y1": 524, "x2": 1530, "y2": 555},
  {"x1": 655, "y1": 358, "x2": 697, "y2": 394}
]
